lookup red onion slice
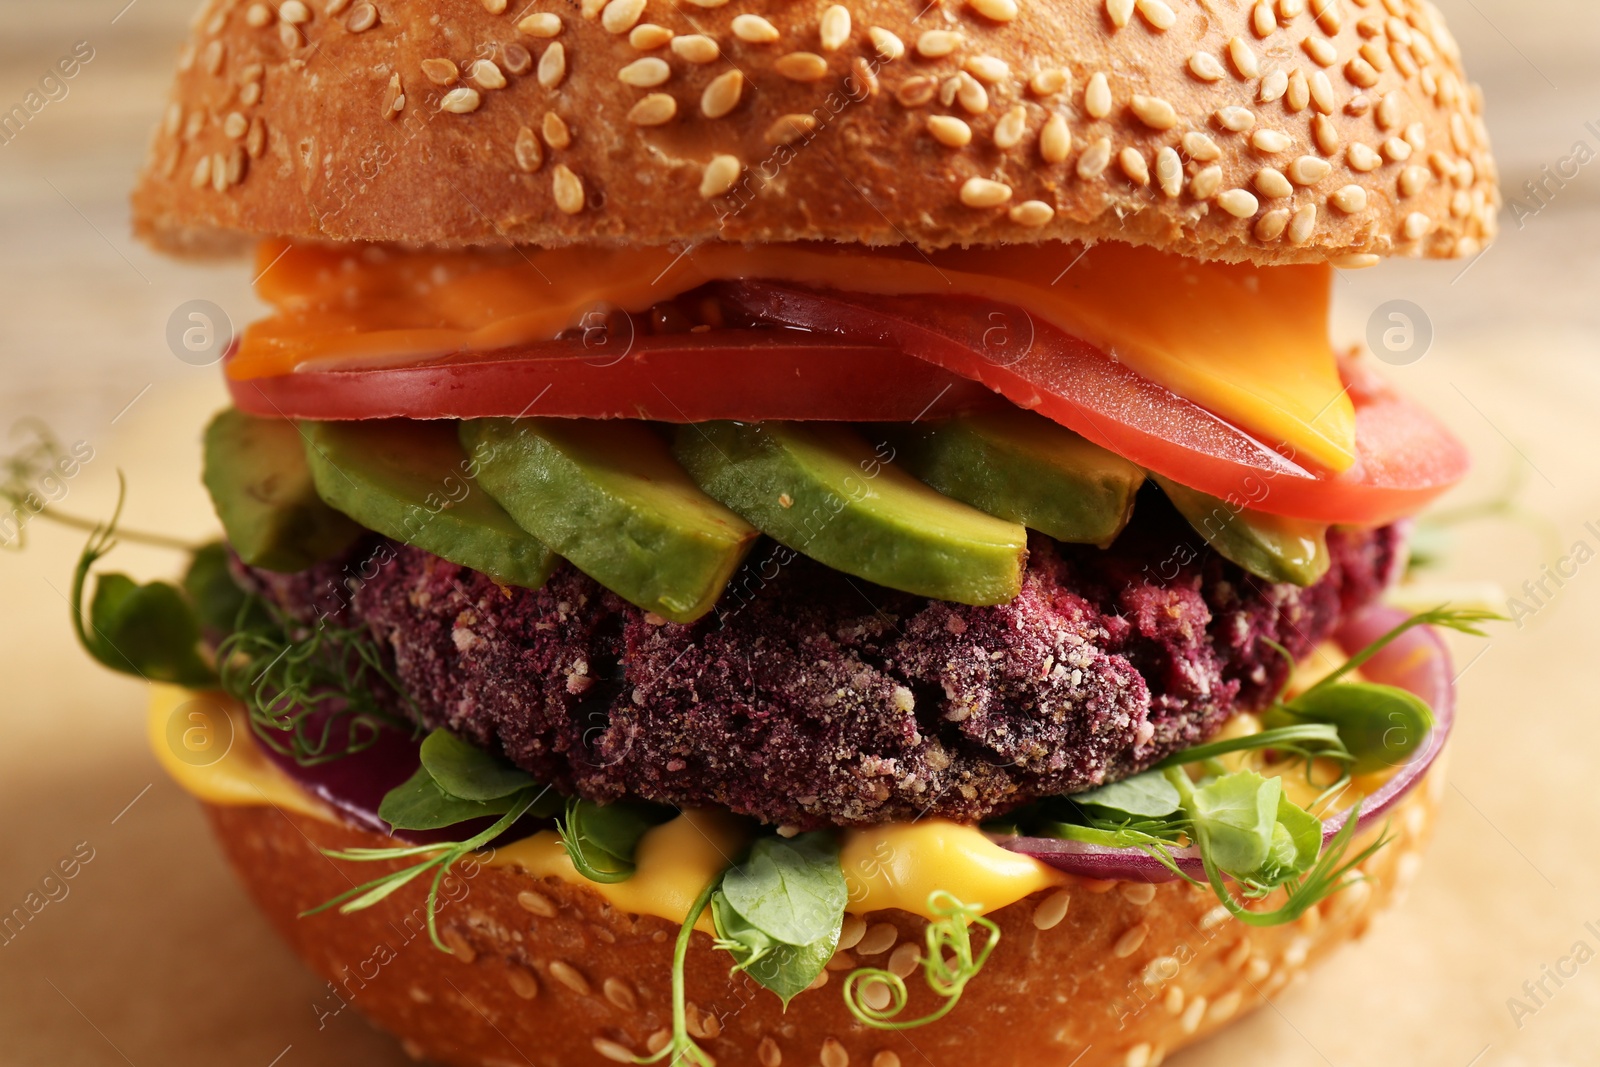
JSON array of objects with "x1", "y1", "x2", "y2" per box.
[{"x1": 999, "y1": 605, "x2": 1455, "y2": 882}]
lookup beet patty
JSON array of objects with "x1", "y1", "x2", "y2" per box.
[{"x1": 244, "y1": 505, "x2": 1404, "y2": 828}]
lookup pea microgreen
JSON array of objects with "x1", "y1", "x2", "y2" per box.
[
  {"x1": 556, "y1": 797, "x2": 678, "y2": 884},
  {"x1": 843, "y1": 891, "x2": 1000, "y2": 1030}
]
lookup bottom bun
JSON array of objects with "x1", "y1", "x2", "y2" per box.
[{"x1": 203, "y1": 765, "x2": 1440, "y2": 1067}]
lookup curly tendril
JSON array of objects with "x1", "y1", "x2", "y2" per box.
[{"x1": 843, "y1": 891, "x2": 1000, "y2": 1030}]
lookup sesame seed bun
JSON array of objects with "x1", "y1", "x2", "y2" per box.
[
  {"x1": 200, "y1": 755, "x2": 1440, "y2": 1067},
  {"x1": 133, "y1": 0, "x2": 1497, "y2": 265}
]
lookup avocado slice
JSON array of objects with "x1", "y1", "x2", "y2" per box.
[
  {"x1": 674, "y1": 421, "x2": 1027, "y2": 605},
  {"x1": 301, "y1": 419, "x2": 556, "y2": 590},
  {"x1": 887, "y1": 411, "x2": 1144, "y2": 547},
  {"x1": 461, "y1": 418, "x2": 757, "y2": 623},
  {"x1": 201, "y1": 409, "x2": 363, "y2": 572},
  {"x1": 1153, "y1": 475, "x2": 1330, "y2": 586}
]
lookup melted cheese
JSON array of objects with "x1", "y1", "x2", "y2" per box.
[
  {"x1": 239, "y1": 239, "x2": 1354, "y2": 472},
  {"x1": 150, "y1": 689, "x2": 1058, "y2": 925}
]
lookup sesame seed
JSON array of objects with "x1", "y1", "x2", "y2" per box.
[
  {"x1": 470, "y1": 59, "x2": 507, "y2": 90},
  {"x1": 927, "y1": 114, "x2": 972, "y2": 147},
  {"x1": 1332, "y1": 252, "x2": 1381, "y2": 269},
  {"x1": 955, "y1": 71, "x2": 988, "y2": 114},
  {"x1": 245, "y1": 117, "x2": 266, "y2": 156},
  {"x1": 865, "y1": 27, "x2": 903, "y2": 60},
  {"x1": 1181, "y1": 995, "x2": 1207, "y2": 1033},
  {"x1": 224, "y1": 111, "x2": 248, "y2": 139},
  {"x1": 1309, "y1": 70, "x2": 1336, "y2": 115},
  {"x1": 758, "y1": 1038, "x2": 783, "y2": 1067},
  {"x1": 887, "y1": 941, "x2": 923, "y2": 977},
  {"x1": 1251, "y1": 0, "x2": 1275, "y2": 36},
  {"x1": 960, "y1": 176, "x2": 1012, "y2": 208},
  {"x1": 1188, "y1": 52, "x2": 1225, "y2": 82},
  {"x1": 965, "y1": 55, "x2": 1010, "y2": 84},
  {"x1": 1376, "y1": 92, "x2": 1402, "y2": 130},
  {"x1": 852, "y1": 922, "x2": 897, "y2": 956},
  {"x1": 519, "y1": 12, "x2": 563, "y2": 37},
  {"x1": 732, "y1": 14, "x2": 779, "y2": 42},
  {"x1": 1215, "y1": 106, "x2": 1255, "y2": 132},
  {"x1": 1251, "y1": 128, "x2": 1292, "y2": 153},
  {"x1": 1258, "y1": 68, "x2": 1288, "y2": 102},
  {"x1": 1085, "y1": 72, "x2": 1111, "y2": 118},
  {"x1": 1130, "y1": 94, "x2": 1177, "y2": 129},
  {"x1": 1125, "y1": 1043, "x2": 1152, "y2": 1067},
  {"x1": 500, "y1": 43, "x2": 533, "y2": 75},
  {"x1": 1254, "y1": 206, "x2": 1292, "y2": 241},
  {"x1": 1120, "y1": 147, "x2": 1150, "y2": 185},
  {"x1": 1156, "y1": 146, "x2": 1182, "y2": 196},
  {"x1": 481, "y1": 0, "x2": 506, "y2": 12},
  {"x1": 346, "y1": 2, "x2": 377, "y2": 31},
  {"x1": 190, "y1": 155, "x2": 211, "y2": 189},
  {"x1": 1010, "y1": 199, "x2": 1055, "y2": 226},
  {"x1": 1329, "y1": 183, "x2": 1367, "y2": 212},
  {"x1": 1077, "y1": 136, "x2": 1112, "y2": 178},
  {"x1": 1284, "y1": 68, "x2": 1309, "y2": 112},
  {"x1": 992, "y1": 104, "x2": 1027, "y2": 149},
  {"x1": 440, "y1": 927, "x2": 475, "y2": 963},
  {"x1": 1346, "y1": 142, "x2": 1381, "y2": 171},
  {"x1": 894, "y1": 76, "x2": 936, "y2": 107},
  {"x1": 1190, "y1": 164, "x2": 1223, "y2": 199},
  {"x1": 1030, "y1": 67, "x2": 1068, "y2": 96},
  {"x1": 378, "y1": 75, "x2": 402, "y2": 117},
  {"x1": 1345, "y1": 57, "x2": 1380, "y2": 88},
  {"x1": 1288, "y1": 202, "x2": 1317, "y2": 243},
  {"x1": 619, "y1": 57, "x2": 671, "y2": 87},
  {"x1": 1183, "y1": 130, "x2": 1220, "y2": 160},
  {"x1": 765, "y1": 113, "x2": 818, "y2": 144},
  {"x1": 681, "y1": 0, "x2": 729, "y2": 7},
  {"x1": 629, "y1": 23, "x2": 672, "y2": 48},
  {"x1": 1121, "y1": 882, "x2": 1157, "y2": 906},
  {"x1": 1287, "y1": 155, "x2": 1330, "y2": 184},
  {"x1": 819, "y1": 5, "x2": 851, "y2": 51},
  {"x1": 279, "y1": 0, "x2": 310, "y2": 24},
  {"x1": 239, "y1": 81, "x2": 261, "y2": 106},
  {"x1": 538, "y1": 42, "x2": 567, "y2": 88},
  {"x1": 1254, "y1": 167, "x2": 1293, "y2": 197},
  {"x1": 1312, "y1": 0, "x2": 1341, "y2": 34},
  {"x1": 593, "y1": 1038, "x2": 636, "y2": 1063},
  {"x1": 872, "y1": 1054, "x2": 901, "y2": 1067},
  {"x1": 245, "y1": 3, "x2": 272, "y2": 27},
  {"x1": 700, "y1": 153, "x2": 741, "y2": 197},
  {"x1": 1398, "y1": 165, "x2": 1429, "y2": 197},
  {"x1": 515, "y1": 125, "x2": 543, "y2": 171},
  {"x1": 1228, "y1": 37, "x2": 1260, "y2": 78},
  {"x1": 422, "y1": 58, "x2": 459, "y2": 86},
  {"x1": 440, "y1": 87, "x2": 481, "y2": 113},
  {"x1": 776, "y1": 51, "x2": 828, "y2": 80},
  {"x1": 1221, "y1": 186, "x2": 1263, "y2": 217},
  {"x1": 697, "y1": 69, "x2": 743, "y2": 118},
  {"x1": 1106, "y1": 0, "x2": 1134, "y2": 27},
  {"x1": 1136, "y1": 0, "x2": 1175, "y2": 30},
  {"x1": 627, "y1": 91, "x2": 677, "y2": 124},
  {"x1": 969, "y1": 0, "x2": 1019, "y2": 22},
  {"x1": 670, "y1": 34, "x2": 719, "y2": 63},
  {"x1": 542, "y1": 110, "x2": 572, "y2": 148},
  {"x1": 507, "y1": 964, "x2": 539, "y2": 999},
  {"x1": 602, "y1": 0, "x2": 647, "y2": 34},
  {"x1": 1164, "y1": 986, "x2": 1185, "y2": 1015},
  {"x1": 916, "y1": 30, "x2": 962, "y2": 57},
  {"x1": 203, "y1": 40, "x2": 225, "y2": 75},
  {"x1": 1313, "y1": 112, "x2": 1340, "y2": 154},
  {"x1": 548, "y1": 959, "x2": 592, "y2": 993},
  {"x1": 1245, "y1": 956, "x2": 1272, "y2": 982},
  {"x1": 821, "y1": 1038, "x2": 849, "y2": 1067},
  {"x1": 1302, "y1": 35, "x2": 1336, "y2": 66},
  {"x1": 1113, "y1": 922, "x2": 1151, "y2": 957},
  {"x1": 1040, "y1": 113, "x2": 1071, "y2": 163}
]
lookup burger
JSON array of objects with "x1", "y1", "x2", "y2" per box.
[{"x1": 78, "y1": 0, "x2": 1500, "y2": 1063}]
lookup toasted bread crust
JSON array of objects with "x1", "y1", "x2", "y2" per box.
[
  {"x1": 202, "y1": 757, "x2": 1440, "y2": 1067},
  {"x1": 134, "y1": 0, "x2": 1496, "y2": 263}
]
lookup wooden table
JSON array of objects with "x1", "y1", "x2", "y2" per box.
[{"x1": 2, "y1": 2, "x2": 1598, "y2": 1064}]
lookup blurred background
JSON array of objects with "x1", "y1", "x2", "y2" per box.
[{"x1": 1, "y1": 1, "x2": 1596, "y2": 1064}]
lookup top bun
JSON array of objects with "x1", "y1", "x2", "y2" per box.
[{"x1": 133, "y1": 0, "x2": 1498, "y2": 264}]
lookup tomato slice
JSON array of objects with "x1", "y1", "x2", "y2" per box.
[
  {"x1": 714, "y1": 282, "x2": 1469, "y2": 526},
  {"x1": 227, "y1": 329, "x2": 998, "y2": 423}
]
